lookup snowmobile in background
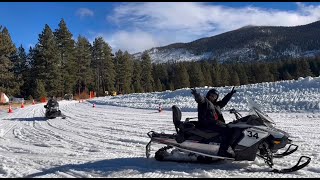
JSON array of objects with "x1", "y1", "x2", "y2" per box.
[
  {"x1": 44, "y1": 100, "x2": 66, "y2": 119},
  {"x1": 146, "y1": 97, "x2": 311, "y2": 173}
]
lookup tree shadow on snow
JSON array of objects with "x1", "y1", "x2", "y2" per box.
[
  {"x1": 7, "y1": 117, "x2": 48, "y2": 122},
  {"x1": 24, "y1": 157, "x2": 249, "y2": 178}
]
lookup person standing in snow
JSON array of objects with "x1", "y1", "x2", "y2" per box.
[
  {"x1": 158, "y1": 103, "x2": 163, "y2": 112},
  {"x1": 191, "y1": 87, "x2": 236, "y2": 158}
]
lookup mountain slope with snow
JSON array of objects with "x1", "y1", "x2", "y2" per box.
[{"x1": 133, "y1": 21, "x2": 320, "y2": 64}]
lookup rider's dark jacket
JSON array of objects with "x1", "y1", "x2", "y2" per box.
[
  {"x1": 47, "y1": 99, "x2": 59, "y2": 108},
  {"x1": 193, "y1": 91, "x2": 234, "y2": 128}
]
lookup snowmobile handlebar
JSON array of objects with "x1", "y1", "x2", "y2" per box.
[
  {"x1": 229, "y1": 108, "x2": 242, "y2": 120},
  {"x1": 185, "y1": 117, "x2": 198, "y2": 122}
]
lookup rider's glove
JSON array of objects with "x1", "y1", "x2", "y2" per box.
[
  {"x1": 191, "y1": 88, "x2": 197, "y2": 95},
  {"x1": 230, "y1": 87, "x2": 237, "y2": 95}
]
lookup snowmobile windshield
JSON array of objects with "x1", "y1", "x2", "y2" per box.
[{"x1": 246, "y1": 96, "x2": 275, "y2": 125}]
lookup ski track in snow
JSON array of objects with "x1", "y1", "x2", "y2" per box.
[{"x1": 0, "y1": 100, "x2": 319, "y2": 178}]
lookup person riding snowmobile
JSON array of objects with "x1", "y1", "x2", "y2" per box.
[
  {"x1": 45, "y1": 96, "x2": 59, "y2": 109},
  {"x1": 191, "y1": 87, "x2": 236, "y2": 158},
  {"x1": 44, "y1": 96, "x2": 62, "y2": 119}
]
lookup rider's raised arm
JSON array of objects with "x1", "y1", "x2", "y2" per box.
[
  {"x1": 217, "y1": 87, "x2": 236, "y2": 108},
  {"x1": 217, "y1": 92, "x2": 233, "y2": 108},
  {"x1": 193, "y1": 92, "x2": 206, "y2": 104}
]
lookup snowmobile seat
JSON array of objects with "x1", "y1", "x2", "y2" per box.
[
  {"x1": 172, "y1": 105, "x2": 220, "y2": 142},
  {"x1": 183, "y1": 127, "x2": 220, "y2": 140}
]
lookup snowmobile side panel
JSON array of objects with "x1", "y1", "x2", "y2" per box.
[
  {"x1": 233, "y1": 144, "x2": 260, "y2": 161},
  {"x1": 237, "y1": 128, "x2": 269, "y2": 147},
  {"x1": 152, "y1": 137, "x2": 221, "y2": 156}
]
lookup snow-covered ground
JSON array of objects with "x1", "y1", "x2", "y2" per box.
[{"x1": 0, "y1": 76, "x2": 319, "y2": 178}]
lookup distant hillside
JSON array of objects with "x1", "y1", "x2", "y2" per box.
[{"x1": 133, "y1": 21, "x2": 320, "y2": 64}]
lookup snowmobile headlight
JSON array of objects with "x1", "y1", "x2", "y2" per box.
[{"x1": 274, "y1": 140, "x2": 281, "y2": 145}]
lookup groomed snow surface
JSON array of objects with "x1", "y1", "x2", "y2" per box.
[{"x1": 0, "y1": 76, "x2": 319, "y2": 178}]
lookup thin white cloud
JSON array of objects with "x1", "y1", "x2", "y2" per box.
[
  {"x1": 88, "y1": 30, "x2": 159, "y2": 54},
  {"x1": 76, "y1": 8, "x2": 94, "y2": 18},
  {"x1": 103, "y1": 2, "x2": 320, "y2": 53}
]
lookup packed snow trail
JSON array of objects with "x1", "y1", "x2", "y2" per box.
[{"x1": 0, "y1": 100, "x2": 319, "y2": 178}]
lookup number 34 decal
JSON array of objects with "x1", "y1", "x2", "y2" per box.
[{"x1": 247, "y1": 130, "x2": 259, "y2": 139}]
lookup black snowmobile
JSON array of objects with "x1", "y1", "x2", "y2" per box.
[
  {"x1": 146, "y1": 97, "x2": 311, "y2": 173},
  {"x1": 44, "y1": 100, "x2": 65, "y2": 119}
]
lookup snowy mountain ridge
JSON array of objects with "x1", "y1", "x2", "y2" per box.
[{"x1": 133, "y1": 21, "x2": 320, "y2": 64}]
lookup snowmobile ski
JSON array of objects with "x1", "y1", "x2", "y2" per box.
[
  {"x1": 273, "y1": 144, "x2": 298, "y2": 158},
  {"x1": 271, "y1": 156, "x2": 311, "y2": 173}
]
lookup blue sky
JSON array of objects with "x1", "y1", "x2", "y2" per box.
[{"x1": 1, "y1": 2, "x2": 320, "y2": 54}]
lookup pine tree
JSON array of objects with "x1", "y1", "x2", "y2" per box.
[
  {"x1": 13, "y1": 45, "x2": 29, "y2": 97},
  {"x1": 294, "y1": 59, "x2": 314, "y2": 78},
  {"x1": 246, "y1": 64, "x2": 257, "y2": 83},
  {"x1": 234, "y1": 63, "x2": 248, "y2": 85},
  {"x1": 188, "y1": 62, "x2": 205, "y2": 88},
  {"x1": 154, "y1": 78, "x2": 162, "y2": 92},
  {"x1": 153, "y1": 63, "x2": 169, "y2": 91},
  {"x1": 316, "y1": 56, "x2": 320, "y2": 76},
  {"x1": 114, "y1": 50, "x2": 133, "y2": 94},
  {"x1": 253, "y1": 63, "x2": 273, "y2": 83},
  {"x1": 102, "y1": 42, "x2": 115, "y2": 94},
  {"x1": 132, "y1": 60, "x2": 143, "y2": 93},
  {"x1": 92, "y1": 37, "x2": 115, "y2": 95},
  {"x1": 75, "y1": 35, "x2": 93, "y2": 96},
  {"x1": 309, "y1": 57, "x2": 319, "y2": 76},
  {"x1": 211, "y1": 59, "x2": 222, "y2": 87},
  {"x1": 0, "y1": 26, "x2": 19, "y2": 95},
  {"x1": 269, "y1": 62, "x2": 280, "y2": 81},
  {"x1": 11, "y1": 45, "x2": 26, "y2": 76},
  {"x1": 281, "y1": 70, "x2": 293, "y2": 80},
  {"x1": 201, "y1": 61, "x2": 213, "y2": 86},
  {"x1": 229, "y1": 70, "x2": 240, "y2": 86},
  {"x1": 122, "y1": 51, "x2": 133, "y2": 94},
  {"x1": 175, "y1": 63, "x2": 190, "y2": 89},
  {"x1": 169, "y1": 82, "x2": 175, "y2": 90},
  {"x1": 140, "y1": 51, "x2": 154, "y2": 92},
  {"x1": 219, "y1": 66, "x2": 230, "y2": 86},
  {"x1": 152, "y1": 64, "x2": 160, "y2": 91},
  {"x1": 54, "y1": 19, "x2": 77, "y2": 95},
  {"x1": 33, "y1": 24, "x2": 62, "y2": 97},
  {"x1": 114, "y1": 50, "x2": 123, "y2": 93},
  {"x1": 25, "y1": 47, "x2": 38, "y2": 98},
  {"x1": 27, "y1": 46, "x2": 36, "y2": 69},
  {"x1": 34, "y1": 79, "x2": 47, "y2": 100},
  {"x1": 166, "y1": 63, "x2": 176, "y2": 90}
]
